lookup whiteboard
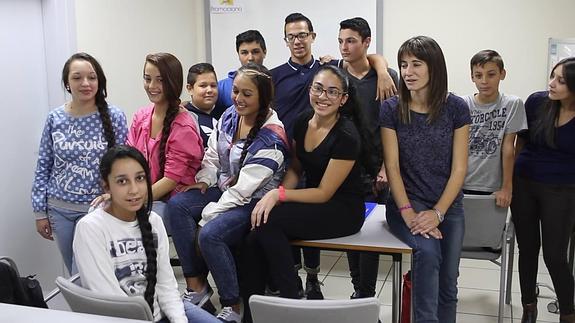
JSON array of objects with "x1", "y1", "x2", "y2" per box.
[
  {"x1": 547, "y1": 38, "x2": 575, "y2": 80},
  {"x1": 207, "y1": 0, "x2": 378, "y2": 79}
]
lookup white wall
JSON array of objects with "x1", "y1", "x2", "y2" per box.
[
  {"x1": 382, "y1": 0, "x2": 575, "y2": 101},
  {"x1": 74, "y1": 0, "x2": 207, "y2": 122}
]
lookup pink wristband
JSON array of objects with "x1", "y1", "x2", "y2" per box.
[
  {"x1": 278, "y1": 185, "x2": 286, "y2": 202},
  {"x1": 399, "y1": 204, "x2": 412, "y2": 212}
]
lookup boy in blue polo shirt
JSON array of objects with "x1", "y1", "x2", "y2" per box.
[{"x1": 463, "y1": 50, "x2": 527, "y2": 207}]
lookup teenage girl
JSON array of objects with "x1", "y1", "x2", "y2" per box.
[
  {"x1": 167, "y1": 62, "x2": 289, "y2": 323},
  {"x1": 512, "y1": 57, "x2": 575, "y2": 323},
  {"x1": 73, "y1": 145, "x2": 218, "y2": 323},
  {"x1": 32, "y1": 52, "x2": 127, "y2": 274},
  {"x1": 240, "y1": 64, "x2": 378, "y2": 323},
  {"x1": 381, "y1": 36, "x2": 470, "y2": 323}
]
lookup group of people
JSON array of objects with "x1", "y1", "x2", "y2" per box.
[{"x1": 30, "y1": 11, "x2": 575, "y2": 323}]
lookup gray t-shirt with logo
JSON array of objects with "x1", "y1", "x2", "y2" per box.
[{"x1": 463, "y1": 93, "x2": 527, "y2": 192}]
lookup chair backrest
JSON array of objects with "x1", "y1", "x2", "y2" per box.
[
  {"x1": 249, "y1": 295, "x2": 380, "y2": 323},
  {"x1": 462, "y1": 194, "x2": 509, "y2": 250},
  {"x1": 55, "y1": 276, "x2": 154, "y2": 321}
]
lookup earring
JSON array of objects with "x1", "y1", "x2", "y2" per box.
[{"x1": 66, "y1": 85, "x2": 70, "y2": 91}]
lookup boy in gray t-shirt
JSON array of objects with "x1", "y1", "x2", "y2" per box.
[{"x1": 463, "y1": 50, "x2": 527, "y2": 207}]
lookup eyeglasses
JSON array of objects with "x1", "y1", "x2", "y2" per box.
[
  {"x1": 309, "y1": 84, "x2": 346, "y2": 100},
  {"x1": 284, "y1": 32, "x2": 312, "y2": 43}
]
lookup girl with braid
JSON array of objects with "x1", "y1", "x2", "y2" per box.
[
  {"x1": 73, "y1": 145, "x2": 219, "y2": 323},
  {"x1": 31, "y1": 52, "x2": 128, "y2": 274},
  {"x1": 240, "y1": 64, "x2": 379, "y2": 323},
  {"x1": 167, "y1": 63, "x2": 288, "y2": 323},
  {"x1": 126, "y1": 53, "x2": 204, "y2": 233}
]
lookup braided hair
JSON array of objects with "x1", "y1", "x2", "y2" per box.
[
  {"x1": 62, "y1": 53, "x2": 116, "y2": 148},
  {"x1": 235, "y1": 63, "x2": 274, "y2": 169},
  {"x1": 144, "y1": 53, "x2": 183, "y2": 178},
  {"x1": 313, "y1": 65, "x2": 378, "y2": 178},
  {"x1": 99, "y1": 145, "x2": 156, "y2": 311}
]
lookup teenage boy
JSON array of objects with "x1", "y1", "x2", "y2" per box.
[
  {"x1": 184, "y1": 63, "x2": 219, "y2": 148},
  {"x1": 337, "y1": 17, "x2": 398, "y2": 300},
  {"x1": 270, "y1": 12, "x2": 396, "y2": 301},
  {"x1": 463, "y1": 50, "x2": 527, "y2": 207},
  {"x1": 214, "y1": 30, "x2": 267, "y2": 118}
]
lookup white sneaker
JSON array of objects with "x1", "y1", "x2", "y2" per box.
[
  {"x1": 182, "y1": 285, "x2": 213, "y2": 307},
  {"x1": 216, "y1": 306, "x2": 241, "y2": 323}
]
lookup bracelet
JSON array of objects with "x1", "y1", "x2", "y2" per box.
[
  {"x1": 399, "y1": 204, "x2": 412, "y2": 212},
  {"x1": 432, "y1": 208, "x2": 444, "y2": 223},
  {"x1": 278, "y1": 185, "x2": 286, "y2": 203}
]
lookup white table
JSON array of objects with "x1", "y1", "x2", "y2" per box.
[
  {"x1": 292, "y1": 205, "x2": 411, "y2": 323},
  {"x1": 0, "y1": 303, "x2": 150, "y2": 322}
]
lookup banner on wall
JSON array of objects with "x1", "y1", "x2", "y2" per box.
[{"x1": 210, "y1": 0, "x2": 243, "y2": 14}]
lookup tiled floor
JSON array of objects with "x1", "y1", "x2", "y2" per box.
[{"x1": 169, "y1": 245, "x2": 562, "y2": 323}]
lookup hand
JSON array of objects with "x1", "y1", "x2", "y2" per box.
[
  {"x1": 36, "y1": 218, "x2": 53, "y2": 240},
  {"x1": 401, "y1": 208, "x2": 417, "y2": 229},
  {"x1": 376, "y1": 72, "x2": 397, "y2": 101},
  {"x1": 374, "y1": 167, "x2": 388, "y2": 192},
  {"x1": 182, "y1": 182, "x2": 208, "y2": 193},
  {"x1": 494, "y1": 189, "x2": 512, "y2": 208},
  {"x1": 428, "y1": 227, "x2": 443, "y2": 239},
  {"x1": 90, "y1": 193, "x2": 110, "y2": 208},
  {"x1": 319, "y1": 55, "x2": 335, "y2": 65},
  {"x1": 251, "y1": 189, "x2": 280, "y2": 229},
  {"x1": 410, "y1": 210, "x2": 440, "y2": 236}
]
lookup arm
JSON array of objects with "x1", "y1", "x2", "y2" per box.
[
  {"x1": 411, "y1": 125, "x2": 470, "y2": 235},
  {"x1": 152, "y1": 177, "x2": 178, "y2": 200},
  {"x1": 494, "y1": 133, "x2": 516, "y2": 207},
  {"x1": 113, "y1": 108, "x2": 129, "y2": 145},
  {"x1": 366, "y1": 54, "x2": 397, "y2": 100},
  {"x1": 32, "y1": 115, "x2": 55, "y2": 240},
  {"x1": 281, "y1": 140, "x2": 301, "y2": 189}
]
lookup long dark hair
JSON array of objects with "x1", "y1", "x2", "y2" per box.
[
  {"x1": 62, "y1": 52, "x2": 116, "y2": 148},
  {"x1": 397, "y1": 36, "x2": 448, "y2": 124},
  {"x1": 144, "y1": 53, "x2": 183, "y2": 177},
  {"x1": 531, "y1": 57, "x2": 575, "y2": 147},
  {"x1": 313, "y1": 65, "x2": 378, "y2": 178},
  {"x1": 235, "y1": 63, "x2": 274, "y2": 169},
  {"x1": 99, "y1": 145, "x2": 156, "y2": 311}
]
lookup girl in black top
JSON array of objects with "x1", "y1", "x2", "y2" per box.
[{"x1": 240, "y1": 65, "x2": 377, "y2": 322}]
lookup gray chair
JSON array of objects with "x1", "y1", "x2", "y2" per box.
[
  {"x1": 55, "y1": 276, "x2": 154, "y2": 321},
  {"x1": 460, "y1": 194, "x2": 514, "y2": 323},
  {"x1": 248, "y1": 295, "x2": 380, "y2": 323}
]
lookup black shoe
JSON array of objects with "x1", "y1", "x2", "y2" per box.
[
  {"x1": 521, "y1": 302, "x2": 537, "y2": 323},
  {"x1": 305, "y1": 278, "x2": 324, "y2": 300}
]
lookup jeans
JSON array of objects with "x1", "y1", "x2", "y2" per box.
[
  {"x1": 166, "y1": 187, "x2": 222, "y2": 278},
  {"x1": 47, "y1": 204, "x2": 87, "y2": 275},
  {"x1": 152, "y1": 201, "x2": 170, "y2": 234},
  {"x1": 156, "y1": 300, "x2": 219, "y2": 322},
  {"x1": 199, "y1": 200, "x2": 257, "y2": 306},
  {"x1": 386, "y1": 199, "x2": 464, "y2": 323},
  {"x1": 347, "y1": 251, "x2": 379, "y2": 297}
]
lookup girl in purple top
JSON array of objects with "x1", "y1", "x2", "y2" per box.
[
  {"x1": 380, "y1": 36, "x2": 470, "y2": 323},
  {"x1": 511, "y1": 57, "x2": 575, "y2": 323},
  {"x1": 31, "y1": 53, "x2": 128, "y2": 274}
]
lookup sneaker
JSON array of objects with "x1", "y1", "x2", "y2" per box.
[
  {"x1": 305, "y1": 278, "x2": 324, "y2": 300},
  {"x1": 216, "y1": 306, "x2": 241, "y2": 323},
  {"x1": 182, "y1": 284, "x2": 213, "y2": 307}
]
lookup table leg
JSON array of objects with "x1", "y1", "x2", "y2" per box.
[{"x1": 392, "y1": 254, "x2": 402, "y2": 323}]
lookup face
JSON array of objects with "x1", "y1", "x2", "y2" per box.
[
  {"x1": 67, "y1": 60, "x2": 98, "y2": 103},
  {"x1": 338, "y1": 29, "x2": 370, "y2": 64},
  {"x1": 187, "y1": 72, "x2": 218, "y2": 112},
  {"x1": 548, "y1": 64, "x2": 574, "y2": 102},
  {"x1": 400, "y1": 54, "x2": 430, "y2": 93},
  {"x1": 309, "y1": 71, "x2": 348, "y2": 118},
  {"x1": 471, "y1": 62, "x2": 505, "y2": 99},
  {"x1": 143, "y1": 62, "x2": 166, "y2": 104},
  {"x1": 232, "y1": 73, "x2": 260, "y2": 118},
  {"x1": 284, "y1": 21, "x2": 315, "y2": 63},
  {"x1": 238, "y1": 41, "x2": 266, "y2": 66},
  {"x1": 104, "y1": 158, "x2": 148, "y2": 219}
]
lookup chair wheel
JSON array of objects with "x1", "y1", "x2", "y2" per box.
[{"x1": 547, "y1": 301, "x2": 559, "y2": 314}]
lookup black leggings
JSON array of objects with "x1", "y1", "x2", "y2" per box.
[
  {"x1": 240, "y1": 197, "x2": 364, "y2": 323},
  {"x1": 511, "y1": 176, "x2": 575, "y2": 314}
]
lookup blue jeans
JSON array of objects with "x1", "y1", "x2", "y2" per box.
[
  {"x1": 199, "y1": 200, "x2": 257, "y2": 306},
  {"x1": 157, "y1": 300, "x2": 219, "y2": 322},
  {"x1": 152, "y1": 201, "x2": 170, "y2": 234},
  {"x1": 47, "y1": 204, "x2": 87, "y2": 275},
  {"x1": 387, "y1": 199, "x2": 464, "y2": 323},
  {"x1": 166, "y1": 187, "x2": 222, "y2": 277}
]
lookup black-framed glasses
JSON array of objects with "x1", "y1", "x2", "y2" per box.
[
  {"x1": 284, "y1": 32, "x2": 312, "y2": 43},
  {"x1": 309, "y1": 84, "x2": 346, "y2": 100}
]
